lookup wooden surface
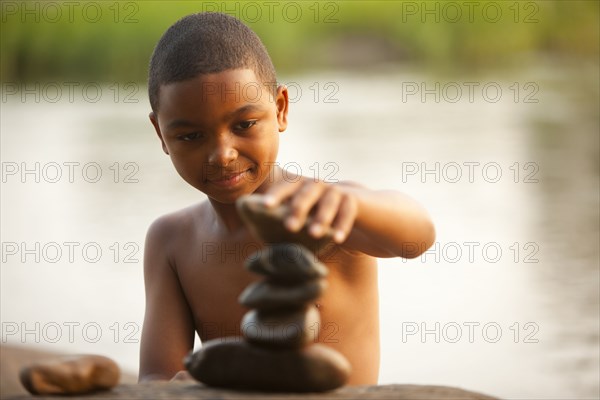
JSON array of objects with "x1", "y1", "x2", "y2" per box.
[
  {"x1": 4, "y1": 381, "x2": 498, "y2": 399},
  {"x1": 1, "y1": 346, "x2": 498, "y2": 399}
]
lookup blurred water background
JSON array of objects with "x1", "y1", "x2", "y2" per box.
[{"x1": 1, "y1": 1, "x2": 598, "y2": 399}]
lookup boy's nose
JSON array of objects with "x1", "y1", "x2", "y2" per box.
[{"x1": 207, "y1": 136, "x2": 238, "y2": 167}]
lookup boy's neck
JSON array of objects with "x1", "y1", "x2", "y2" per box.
[{"x1": 207, "y1": 198, "x2": 245, "y2": 233}]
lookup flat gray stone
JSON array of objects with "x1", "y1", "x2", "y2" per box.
[
  {"x1": 185, "y1": 338, "x2": 351, "y2": 392},
  {"x1": 241, "y1": 306, "x2": 321, "y2": 349},
  {"x1": 239, "y1": 279, "x2": 327, "y2": 310},
  {"x1": 245, "y1": 244, "x2": 328, "y2": 283}
]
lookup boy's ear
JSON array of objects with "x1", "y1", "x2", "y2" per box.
[
  {"x1": 275, "y1": 85, "x2": 289, "y2": 132},
  {"x1": 149, "y1": 112, "x2": 169, "y2": 155}
]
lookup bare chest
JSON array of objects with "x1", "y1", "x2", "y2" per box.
[
  {"x1": 174, "y1": 239, "x2": 260, "y2": 340},
  {"x1": 172, "y1": 235, "x2": 377, "y2": 345}
]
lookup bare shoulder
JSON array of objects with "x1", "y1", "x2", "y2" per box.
[
  {"x1": 144, "y1": 202, "x2": 211, "y2": 264},
  {"x1": 146, "y1": 202, "x2": 208, "y2": 240}
]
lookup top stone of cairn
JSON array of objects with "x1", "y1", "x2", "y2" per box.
[{"x1": 236, "y1": 194, "x2": 334, "y2": 252}]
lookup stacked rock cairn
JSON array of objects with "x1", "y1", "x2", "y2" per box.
[{"x1": 185, "y1": 194, "x2": 351, "y2": 392}]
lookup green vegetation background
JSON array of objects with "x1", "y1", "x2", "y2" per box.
[{"x1": 1, "y1": 1, "x2": 599, "y2": 83}]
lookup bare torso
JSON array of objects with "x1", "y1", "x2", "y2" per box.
[{"x1": 166, "y1": 201, "x2": 380, "y2": 385}]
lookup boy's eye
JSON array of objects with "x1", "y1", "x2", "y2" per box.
[
  {"x1": 178, "y1": 132, "x2": 203, "y2": 142},
  {"x1": 235, "y1": 120, "x2": 257, "y2": 130}
]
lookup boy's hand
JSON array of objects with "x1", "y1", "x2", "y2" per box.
[
  {"x1": 170, "y1": 370, "x2": 193, "y2": 381},
  {"x1": 263, "y1": 178, "x2": 358, "y2": 244}
]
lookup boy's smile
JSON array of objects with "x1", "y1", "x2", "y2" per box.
[{"x1": 150, "y1": 69, "x2": 288, "y2": 203}]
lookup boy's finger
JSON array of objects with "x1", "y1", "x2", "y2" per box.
[
  {"x1": 170, "y1": 371, "x2": 193, "y2": 381},
  {"x1": 309, "y1": 186, "x2": 342, "y2": 238},
  {"x1": 287, "y1": 181, "x2": 326, "y2": 232},
  {"x1": 331, "y1": 195, "x2": 358, "y2": 243},
  {"x1": 262, "y1": 178, "x2": 303, "y2": 207}
]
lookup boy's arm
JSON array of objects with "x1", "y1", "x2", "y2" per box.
[
  {"x1": 337, "y1": 183, "x2": 435, "y2": 258},
  {"x1": 264, "y1": 179, "x2": 435, "y2": 258},
  {"x1": 138, "y1": 216, "x2": 195, "y2": 382}
]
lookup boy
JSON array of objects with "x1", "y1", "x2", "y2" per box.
[{"x1": 139, "y1": 12, "x2": 435, "y2": 385}]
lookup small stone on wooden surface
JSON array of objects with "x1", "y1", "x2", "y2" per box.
[
  {"x1": 185, "y1": 337, "x2": 351, "y2": 392},
  {"x1": 19, "y1": 355, "x2": 119, "y2": 395}
]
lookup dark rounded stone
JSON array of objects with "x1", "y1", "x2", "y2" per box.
[
  {"x1": 237, "y1": 195, "x2": 334, "y2": 252},
  {"x1": 241, "y1": 306, "x2": 320, "y2": 349},
  {"x1": 184, "y1": 338, "x2": 351, "y2": 392},
  {"x1": 239, "y1": 279, "x2": 327, "y2": 310},
  {"x1": 245, "y1": 243, "x2": 328, "y2": 283},
  {"x1": 19, "y1": 355, "x2": 120, "y2": 395}
]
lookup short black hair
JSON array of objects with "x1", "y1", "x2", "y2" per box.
[{"x1": 148, "y1": 12, "x2": 277, "y2": 113}]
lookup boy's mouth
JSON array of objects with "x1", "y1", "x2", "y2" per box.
[{"x1": 208, "y1": 168, "x2": 252, "y2": 187}]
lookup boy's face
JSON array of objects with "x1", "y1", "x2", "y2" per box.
[{"x1": 150, "y1": 69, "x2": 288, "y2": 204}]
